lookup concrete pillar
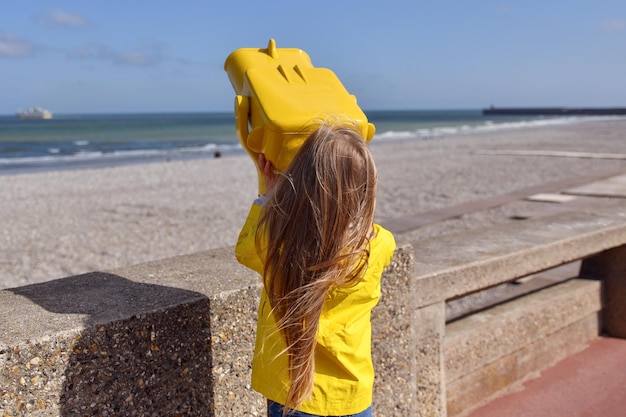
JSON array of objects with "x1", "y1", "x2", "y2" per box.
[
  {"x1": 413, "y1": 301, "x2": 447, "y2": 417},
  {"x1": 372, "y1": 244, "x2": 419, "y2": 416},
  {"x1": 580, "y1": 244, "x2": 626, "y2": 338}
]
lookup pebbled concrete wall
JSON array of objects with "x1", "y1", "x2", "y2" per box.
[{"x1": 0, "y1": 245, "x2": 416, "y2": 417}]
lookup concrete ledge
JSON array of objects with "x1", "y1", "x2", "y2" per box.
[
  {"x1": 445, "y1": 279, "x2": 602, "y2": 383},
  {"x1": 1, "y1": 247, "x2": 263, "y2": 416},
  {"x1": 444, "y1": 279, "x2": 602, "y2": 416},
  {"x1": 406, "y1": 202, "x2": 626, "y2": 417},
  {"x1": 0, "y1": 245, "x2": 415, "y2": 416},
  {"x1": 447, "y1": 314, "x2": 600, "y2": 417},
  {"x1": 411, "y1": 203, "x2": 626, "y2": 308}
]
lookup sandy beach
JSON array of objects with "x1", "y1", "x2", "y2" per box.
[{"x1": 2, "y1": 119, "x2": 625, "y2": 290}]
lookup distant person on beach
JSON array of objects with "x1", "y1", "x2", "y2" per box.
[{"x1": 236, "y1": 122, "x2": 396, "y2": 417}]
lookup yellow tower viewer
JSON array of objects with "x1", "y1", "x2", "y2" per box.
[{"x1": 224, "y1": 39, "x2": 375, "y2": 193}]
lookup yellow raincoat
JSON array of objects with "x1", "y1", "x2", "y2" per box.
[{"x1": 235, "y1": 202, "x2": 396, "y2": 415}]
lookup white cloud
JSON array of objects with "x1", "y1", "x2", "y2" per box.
[
  {"x1": 601, "y1": 19, "x2": 626, "y2": 31},
  {"x1": 37, "y1": 10, "x2": 91, "y2": 28},
  {"x1": 0, "y1": 33, "x2": 35, "y2": 57},
  {"x1": 68, "y1": 42, "x2": 164, "y2": 67},
  {"x1": 68, "y1": 42, "x2": 113, "y2": 60},
  {"x1": 116, "y1": 52, "x2": 154, "y2": 66}
]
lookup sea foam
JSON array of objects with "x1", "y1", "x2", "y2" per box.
[{"x1": 373, "y1": 115, "x2": 626, "y2": 142}]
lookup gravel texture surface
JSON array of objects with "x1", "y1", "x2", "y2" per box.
[{"x1": 2, "y1": 120, "x2": 625, "y2": 289}]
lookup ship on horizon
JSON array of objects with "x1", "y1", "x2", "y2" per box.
[{"x1": 17, "y1": 106, "x2": 53, "y2": 119}]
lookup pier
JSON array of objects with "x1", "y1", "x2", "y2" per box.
[{"x1": 483, "y1": 106, "x2": 626, "y2": 116}]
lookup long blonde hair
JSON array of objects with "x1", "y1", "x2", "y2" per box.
[{"x1": 258, "y1": 122, "x2": 378, "y2": 411}]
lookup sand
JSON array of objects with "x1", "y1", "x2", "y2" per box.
[{"x1": 1, "y1": 120, "x2": 625, "y2": 289}]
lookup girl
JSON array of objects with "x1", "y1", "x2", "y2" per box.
[{"x1": 236, "y1": 122, "x2": 396, "y2": 417}]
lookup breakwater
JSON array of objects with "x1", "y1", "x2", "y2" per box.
[{"x1": 483, "y1": 107, "x2": 626, "y2": 116}]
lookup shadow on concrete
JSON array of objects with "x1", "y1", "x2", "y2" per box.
[{"x1": 9, "y1": 272, "x2": 215, "y2": 416}]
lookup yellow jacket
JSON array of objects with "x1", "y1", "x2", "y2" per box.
[{"x1": 235, "y1": 202, "x2": 396, "y2": 415}]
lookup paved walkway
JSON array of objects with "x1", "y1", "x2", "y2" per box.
[
  {"x1": 466, "y1": 337, "x2": 626, "y2": 417},
  {"x1": 384, "y1": 167, "x2": 625, "y2": 234}
]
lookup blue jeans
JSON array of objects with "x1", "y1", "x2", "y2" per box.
[{"x1": 267, "y1": 400, "x2": 373, "y2": 417}]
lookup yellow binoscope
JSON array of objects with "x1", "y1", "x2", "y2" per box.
[{"x1": 224, "y1": 39, "x2": 375, "y2": 194}]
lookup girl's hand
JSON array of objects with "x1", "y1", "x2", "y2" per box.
[{"x1": 258, "y1": 153, "x2": 277, "y2": 192}]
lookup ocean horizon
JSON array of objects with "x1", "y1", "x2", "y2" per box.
[{"x1": 1, "y1": 110, "x2": 623, "y2": 175}]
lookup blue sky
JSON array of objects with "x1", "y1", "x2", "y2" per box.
[{"x1": 2, "y1": 1, "x2": 625, "y2": 114}]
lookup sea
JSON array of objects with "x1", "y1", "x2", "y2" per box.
[{"x1": 0, "y1": 110, "x2": 619, "y2": 175}]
